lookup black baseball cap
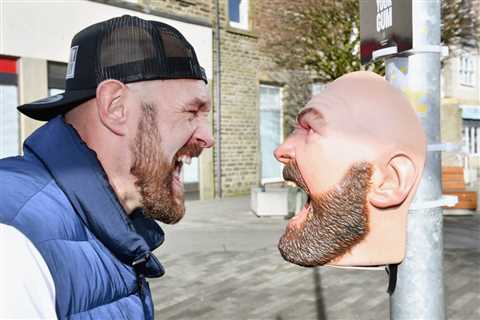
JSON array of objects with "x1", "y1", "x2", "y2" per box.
[{"x1": 18, "y1": 15, "x2": 207, "y2": 121}]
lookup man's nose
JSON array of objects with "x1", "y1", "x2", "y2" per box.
[
  {"x1": 193, "y1": 124, "x2": 214, "y2": 148},
  {"x1": 274, "y1": 139, "x2": 296, "y2": 164}
]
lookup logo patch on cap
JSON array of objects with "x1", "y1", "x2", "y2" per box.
[
  {"x1": 66, "y1": 46, "x2": 79, "y2": 80},
  {"x1": 30, "y1": 94, "x2": 64, "y2": 105}
]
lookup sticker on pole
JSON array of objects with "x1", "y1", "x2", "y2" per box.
[{"x1": 360, "y1": 0, "x2": 413, "y2": 64}]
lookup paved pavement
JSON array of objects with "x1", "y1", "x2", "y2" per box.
[{"x1": 150, "y1": 196, "x2": 480, "y2": 320}]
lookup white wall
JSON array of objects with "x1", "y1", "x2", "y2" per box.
[{"x1": 0, "y1": 0, "x2": 212, "y2": 79}]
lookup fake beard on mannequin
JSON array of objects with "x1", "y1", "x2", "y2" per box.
[
  {"x1": 278, "y1": 160, "x2": 373, "y2": 267},
  {"x1": 130, "y1": 103, "x2": 202, "y2": 224}
]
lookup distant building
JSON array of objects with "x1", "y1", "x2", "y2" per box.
[
  {"x1": 0, "y1": 0, "x2": 214, "y2": 198},
  {"x1": 1, "y1": 0, "x2": 477, "y2": 200},
  {"x1": 441, "y1": 45, "x2": 480, "y2": 184}
]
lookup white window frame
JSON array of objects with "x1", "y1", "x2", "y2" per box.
[
  {"x1": 229, "y1": 0, "x2": 249, "y2": 30},
  {"x1": 259, "y1": 84, "x2": 284, "y2": 184},
  {"x1": 459, "y1": 54, "x2": 476, "y2": 87}
]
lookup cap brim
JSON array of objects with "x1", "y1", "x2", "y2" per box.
[{"x1": 17, "y1": 88, "x2": 97, "y2": 121}]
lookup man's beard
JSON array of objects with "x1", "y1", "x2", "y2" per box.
[
  {"x1": 130, "y1": 103, "x2": 201, "y2": 224},
  {"x1": 278, "y1": 161, "x2": 373, "y2": 267}
]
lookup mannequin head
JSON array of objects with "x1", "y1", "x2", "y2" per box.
[{"x1": 274, "y1": 71, "x2": 426, "y2": 267}]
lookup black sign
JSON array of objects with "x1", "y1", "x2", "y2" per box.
[{"x1": 360, "y1": 0, "x2": 413, "y2": 64}]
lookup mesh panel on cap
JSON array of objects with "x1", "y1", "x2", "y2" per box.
[
  {"x1": 96, "y1": 16, "x2": 165, "y2": 83},
  {"x1": 17, "y1": 15, "x2": 207, "y2": 122},
  {"x1": 160, "y1": 29, "x2": 197, "y2": 78},
  {"x1": 94, "y1": 15, "x2": 205, "y2": 85}
]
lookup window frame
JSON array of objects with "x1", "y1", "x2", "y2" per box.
[
  {"x1": 459, "y1": 54, "x2": 476, "y2": 87},
  {"x1": 228, "y1": 0, "x2": 250, "y2": 31},
  {"x1": 259, "y1": 84, "x2": 284, "y2": 184}
]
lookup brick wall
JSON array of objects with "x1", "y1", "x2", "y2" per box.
[
  {"x1": 213, "y1": 1, "x2": 260, "y2": 196},
  {"x1": 123, "y1": 0, "x2": 307, "y2": 196},
  {"x1": 140, "y1": 0, "x2": 211, "y2": 21},
  {"x1": 215, "y1": 0, "x2": 313, "y2": 195}
]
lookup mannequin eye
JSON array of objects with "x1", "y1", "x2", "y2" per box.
[{"x1": 188, "y1": 110, "x2": 198, "y2": 121}]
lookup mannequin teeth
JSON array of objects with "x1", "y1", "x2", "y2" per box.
[{"x1": 285, "y1": 181, "x2": 298, "y2": 188}]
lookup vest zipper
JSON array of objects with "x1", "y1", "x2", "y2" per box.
[{"x1": 137, "y1": 274, "x2": 149, "y2": 320}]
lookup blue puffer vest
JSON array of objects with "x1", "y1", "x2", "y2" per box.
[{"x1": 0, "y1": 117, "x2": 165, "y2": 319}]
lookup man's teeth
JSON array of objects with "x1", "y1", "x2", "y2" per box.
[{"x1": 179, "y1": 155, "x2": 192, "y2": 165}]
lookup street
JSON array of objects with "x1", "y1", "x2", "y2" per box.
[{"x1": 151, "y1": 196, "x2": 480, "y2": 320}]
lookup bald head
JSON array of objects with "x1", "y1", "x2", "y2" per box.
[
  {"x1": 275, "y1": 71, "x2": 427, "y2": 267},
  {"x1": 304, "y1": 71, "x2": 426, "y2": 162}
]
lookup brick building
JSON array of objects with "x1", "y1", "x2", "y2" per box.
[{"x1": 1, "y1": 0, "x2": 478, "y2": 200}]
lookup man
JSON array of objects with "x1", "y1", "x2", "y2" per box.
[
  {"x1": 0, "y1": 15, "x2": 213, "y2": 319},
  {"x1": 274, "y1": 71, "x2": 426, "y2": 268}
]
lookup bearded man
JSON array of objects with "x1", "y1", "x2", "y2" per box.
[
  {"x1": 275, "y1": 71, "x2": 426, "y2": 268},
  {"x1": 0, "y1": 15, "x2": 213, "y2": 319}
]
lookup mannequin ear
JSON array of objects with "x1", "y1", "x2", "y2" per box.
[
  {"x1": 369, "y1": 154, "x2": 417, "y2": 209},
  {"x1": 96, "y1": 80, "x2": 127, "y2": 136}
]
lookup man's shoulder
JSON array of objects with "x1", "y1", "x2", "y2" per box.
[
  {"x1": 0, "y1": 155, "x2": 86, "y2": 243},
  {"x1": 0, "y1": 155, "x2": 55, "y2": 224}
]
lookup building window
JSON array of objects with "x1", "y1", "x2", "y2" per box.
[
  {"x1": 229, "y1": 0, "x2": 249, "y2": 30},
  {"x1": 48, "y1": 61, "x2": 67, "y2": 96},
  {"x1": 0, "y1": 57, "x2": 19, "y2": 158},
  {"x1": 459, "y1": 54, "x2": 475, "y2": 87},
  {"x1": 260, "y1": 85, "x2": 283, "y2": 183}
]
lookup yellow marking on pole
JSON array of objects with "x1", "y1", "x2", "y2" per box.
[{"x1": 403, "y1": 88, "x2": 428, "y2": 114}]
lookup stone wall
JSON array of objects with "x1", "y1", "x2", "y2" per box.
[
  {"x1": 128, "y1": 0, "x2": 312, "y2": 196},
  {"x1": 213, "y1": 1, "x2": 260, "y2": 196},
  {"x1": 141, "y1": 0, "x2": 211, "y2": 21},
  {"x1": 440, "y1": 99, "x2": 464, "y2": 167}
]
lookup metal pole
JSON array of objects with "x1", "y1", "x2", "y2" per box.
[
  {"x1": 386, "y1": 1, "x2": 444, "y2": 319},
  {"x1": 214, "y1": 0, "x2": 222, "y2": 198}
]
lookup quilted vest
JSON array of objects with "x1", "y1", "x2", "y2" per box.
[{"x1": 0, "y1": 117, "x2": 165, "y2": 319}]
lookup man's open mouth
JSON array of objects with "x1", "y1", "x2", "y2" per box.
[
  {"x1": 172, "y1": 143, "x2": 203, "y2": 188},
  {"x1": 172, "y1": 155, "x2": 192, "y2": 187}
]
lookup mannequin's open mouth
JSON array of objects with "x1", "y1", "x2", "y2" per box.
[
  {"x1": 289, "y1": 196, "x2": 312, "y2": 226},
  {"x1": 285, "y1": 180, "x2": 312, "y2": 226}
]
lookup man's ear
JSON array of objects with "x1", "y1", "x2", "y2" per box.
[
  {"x1": 369, "y1": 154, "x2": 417, "y2": 209},
  {"x1": 96, "y1": 80, "x2": 128, "y2": 136}
]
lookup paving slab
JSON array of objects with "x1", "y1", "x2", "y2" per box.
[{"x1": 151, "y1": 196, "x2": 480, "y2": 320}]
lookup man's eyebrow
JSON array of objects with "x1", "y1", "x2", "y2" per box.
[
  {"x1": 187, "y1": 96, "x2": 210, "y2": 111},
  {"x1": 297, "y1": 107, "x2": 324, "y2": 124}
]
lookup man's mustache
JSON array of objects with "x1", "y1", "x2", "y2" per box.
[
  {"x1": 283, "y1": 160, "x2": 311, "y2": 194},
  {"x1": 175, "y1": 142, "x2": 203, "y2": 160}
]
